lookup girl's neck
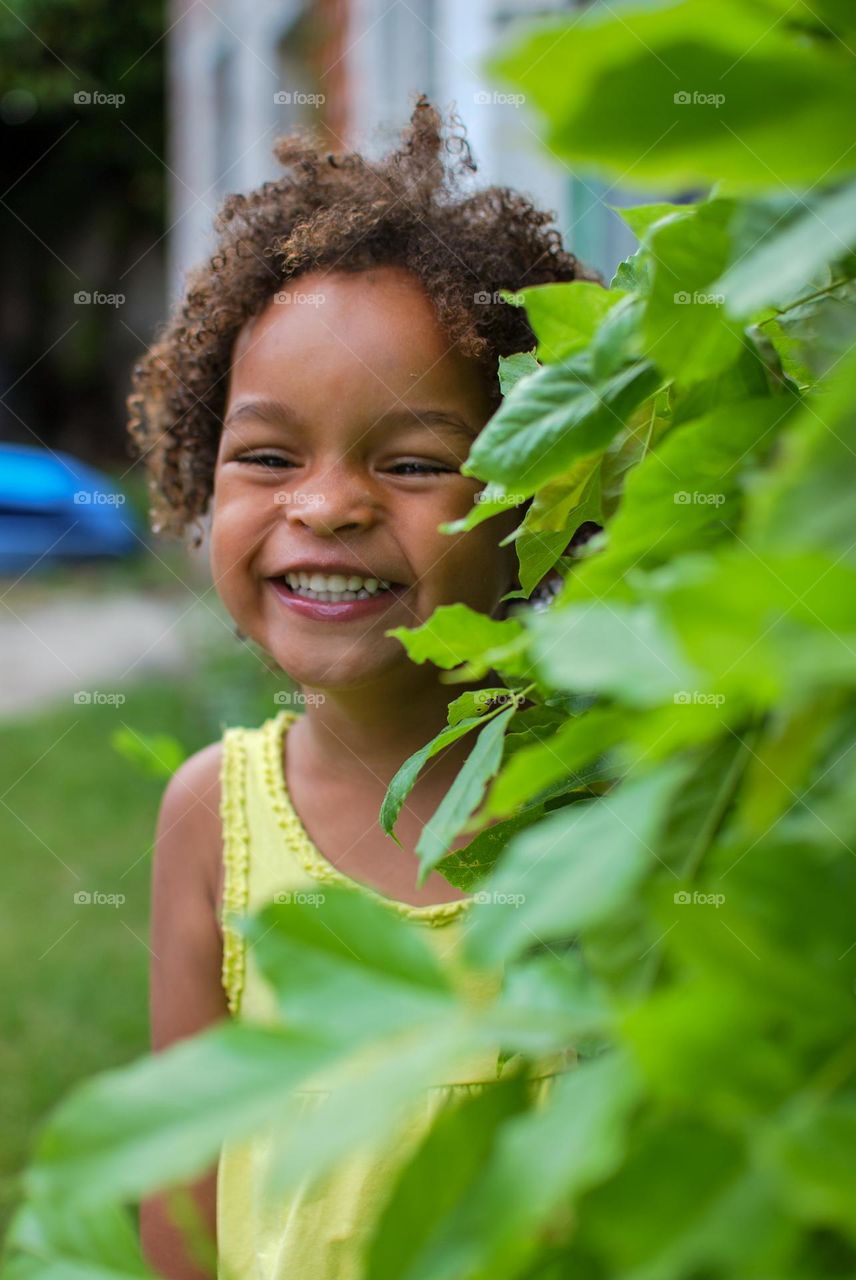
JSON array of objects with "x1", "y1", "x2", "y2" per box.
[{"x1": 288, "y1": 669, "x2": 496, "y2": 784}]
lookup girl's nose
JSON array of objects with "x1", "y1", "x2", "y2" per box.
[{"x1": 281, "y1": 469, "x2": 378, "y2": 536}]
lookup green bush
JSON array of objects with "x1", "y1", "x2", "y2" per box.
[{"x1": 5, "y1": 2, "x2": 856, "y2": 1277}]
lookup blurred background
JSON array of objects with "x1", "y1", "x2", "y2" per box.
[{"x1": 0, "y1": 0, "x2": 645, "y2": 1234}]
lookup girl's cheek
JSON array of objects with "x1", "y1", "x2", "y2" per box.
[{"x1": 209, "y1": 497, "x2": 257, "y2": 596}]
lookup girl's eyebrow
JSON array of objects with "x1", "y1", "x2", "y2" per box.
[
  {"x1": 222, "y1": 398, "x2": 478, "y2": 443},
  {"x1": 377, "y1": 407, "x2": 478, "y2": 444},
  {"x1": 222, "y1": 398, "x2": 305, "y2": 432}
]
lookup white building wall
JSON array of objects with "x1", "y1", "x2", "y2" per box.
[
  {"x1": 167, "y1": 0, "x2": 313, "y2": 304},
  {"x1": 166, "y1": 0, "x2": 633, "y2": 303}
]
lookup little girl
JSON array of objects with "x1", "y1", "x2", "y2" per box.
[{"x1": 131, "y1": 98, "x2": 593, "y2": 1280}]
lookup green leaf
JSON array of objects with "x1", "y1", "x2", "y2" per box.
[
  {"x1": 489, "y1": 1, "x2": 856, "y2": 189},
  {"x1": 26, "y1": 1023, "x2": 335, "y2": 1208},
  {"x1": 762, "y1": 1097, "x2": 856, "y2": 1238},
  {"x1": 513, "y1": 453, "x2": 602, "y2": 538},
  {"x1": 621, "y1": 979, "x2": 796, "y2": 1114},
  {"x1": 497, "y1": 350, "x2": 539, "y2": 396},
  {"x1": 614, "y1": 201, "x2": 691, "y2": 240},
  {"x1": 416, "y1": 706, "x2": 517, "y2": 880},
  {"x1": 110, "y1": 727, "x2": 186, "y2": 779},
  {"x1": 654, "y1": 730, "x2": 752, "y2": 880},
  {"x1": 387, "y1": 605, "x2": 524, "y2": 670},
  {"x1": 642, "y1": 199, "x2": 745, "y2": 383},
  {"x1": 3, "y1": 1197, "x2": 157, "y2": 1280},
  {"x1": 514, "y1": 529, "x2": 572, "y2": 599},
  {"x1": 589, "y1": 293, "x2": 645, "y2": 379},
  {"x1": 669, "y1": 335, "x2": 772, "y2": 425},
  {"x1": 483, "y1": 705, "x2": 626, "y2": 820},
  {"x1": 611, "y1": 247, "x2": 651, "y2": 293},
  {"x1": 401, "y1": 1053, "x2": 641, "y2": 1280},
  {"x1": 461, "y1": 354, "x2": 661, "y2": 491},
  {"x1": 519, "y1": 281, "x2": 625, "y2": 364},
  {"x1": 438, "y1": 481, "x2": 528, "y2": 535},
  {"x1": 748, "y1": 346, "x2": 856, "y2": 566},
  {"x1": 485, "y1": 950, "x2": 613, "y2": 1055},
  {"x1": 365, "y1": 1077, "x2": 531, "y2": 1280},
  {"x1": 736, "y1": 695, "x2": 844, "y2": 837},
  {"x1": 510, "y1": 453, "x2": 603, "y2": 596},
  {"x1": 266, "y1": 1018, "x2": 487, "y2": 1195},
  {"x1": 716, "y1": 182, "x2": 856, "y2": 316},
  {"x1": 531, "y1": 600, "x2": 701, "y2": 708},
  {"x1": 380, "y1": 712, "x2": 497, "y2": 843},
  {"x1": 445, "y1": 688, "x2": 518, "y2": 726},
  {"x1": 466, "y1": 764, "x2": 687, "y2": 967},
  {"x1": 435, "y1": 806, "x2": 547, "y2": 891},
  {"x1": 575, "y1": 396, "x2": 795, "y2": 583},
  {"x1": 246, "y1": 888, "x2": 454, "y2": 1048},
  {"x1": 579, "y1": 1118, "x2": 745, "y2": 1272},
  {"x1": 652, "y1": 549, "x2": 856, "y2": 703}
]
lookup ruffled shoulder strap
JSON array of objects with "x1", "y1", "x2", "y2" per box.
[{"x1": 219, "y1": 722, "x2": 252, "y2": 1016}]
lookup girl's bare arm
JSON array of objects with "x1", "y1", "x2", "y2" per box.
[{"x1": 141, "y1": 743, "x2": 227, "y2": 1280}]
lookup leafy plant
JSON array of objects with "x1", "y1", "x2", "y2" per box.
[{"x1": 5, "y1": 2, "x2": 856, "y2": 1277}]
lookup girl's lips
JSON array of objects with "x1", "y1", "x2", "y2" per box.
[{"x1": 267, "y1": 577, "x2": 408, "y2": 622}]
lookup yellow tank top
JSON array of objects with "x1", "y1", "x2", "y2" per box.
[{"x1": 216, "y1": 709, "x2": 564, "y2": 1280}]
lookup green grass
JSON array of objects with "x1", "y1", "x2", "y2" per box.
[{"x1": 0, "y1": 641, "x2": 281, "y2": 1234}]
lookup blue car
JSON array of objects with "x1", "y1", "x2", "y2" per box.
[{"x1": 0, "y1": 443, "x2": 141, "y2": 576}]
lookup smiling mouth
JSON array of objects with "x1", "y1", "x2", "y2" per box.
[{"x1": 269, "y1": 573, "x2": 406, "y2": 603}]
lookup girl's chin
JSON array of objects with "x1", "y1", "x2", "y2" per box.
[{"x1": 263, "y1": 646, "x2": 408, "y2": 695}]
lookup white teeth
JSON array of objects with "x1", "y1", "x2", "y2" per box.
[{"x1": 281, "y1": 571, "x2": 396, "y2": 601}]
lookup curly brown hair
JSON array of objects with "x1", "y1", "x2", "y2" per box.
[{"x1": 127, "y1": 95, "x2": 596, "y2": 542}]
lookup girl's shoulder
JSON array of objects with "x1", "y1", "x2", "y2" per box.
[
  {"x1": 154, "y1": 739, "x2": 224, "y2": 921},
  {"x1": 155, "y1": 712, "x2": 280, "y2": 922},
  {"x1": 150, "y1": 738, "x2": 229, "y2": 1041}
]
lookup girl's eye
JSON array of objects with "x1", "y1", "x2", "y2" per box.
[
  {"x1": 236, "y1": 454, "x2": 294, "y2": 469},
  {"x1": 387, "y1": 461, "x2": 457, "y2": 476}
]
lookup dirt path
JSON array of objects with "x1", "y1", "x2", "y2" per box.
[{"x1": 0, "y1": 589, "x2": 217, "y2": 718}]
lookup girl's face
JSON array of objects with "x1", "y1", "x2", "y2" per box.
[{"x1": 210, "y1": 265, "x2": 519, "y2": 690}]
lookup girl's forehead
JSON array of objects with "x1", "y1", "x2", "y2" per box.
[
  {"x1": 235, "y1": 266, "x2": 441, "y2": 352},
  {"x1": 228, "y1": 268, "x2": 490, "y2": 411}
]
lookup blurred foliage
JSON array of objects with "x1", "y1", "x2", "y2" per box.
[
  {"x1": 0, "y1": 0, "x2": 166, "y2": 460},
  {"x1": 4, "y1": 2, "x2": 856, "y2": 1278},
  {"x1": 0, "y1": 627, "x2": 280, "y2": 1240}
]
